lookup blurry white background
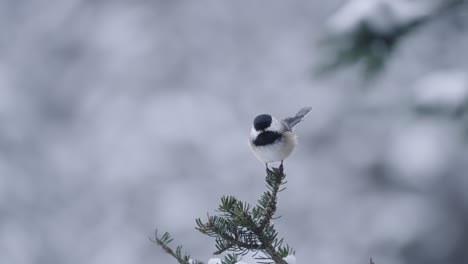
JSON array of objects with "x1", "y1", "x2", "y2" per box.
[{"x1": 1, "y1": 1, "x2": 467, "y2": 264}]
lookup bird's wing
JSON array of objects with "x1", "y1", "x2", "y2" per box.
[{"x1": 282, "y1": 106, "x2": 312, "y2": 129}]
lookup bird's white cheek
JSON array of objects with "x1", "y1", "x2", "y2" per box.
[
  {"x1": 265, "y1": 119, "x2": 287, "y2": 133},
  {"x1": 250, "y1": 127, "x2": 260, "y2": 139}
]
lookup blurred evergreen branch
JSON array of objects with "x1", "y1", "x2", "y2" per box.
[
  {"x1": 317, "y1": 0, "x2": 467, "y2": 79},
  {"x1": 153, "y1": 165, "x2": 294, "y2": 264},
  {"x1": 318, "y1": 19, "x2": 424, "y2": 78}
]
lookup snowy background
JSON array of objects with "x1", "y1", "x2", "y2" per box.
[{"x1": 1, "y1": 1, "x2": 468, "y2": 264}]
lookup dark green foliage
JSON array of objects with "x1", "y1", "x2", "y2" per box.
[
  {"x1": 153, "y1": 165, "x2": 294, "y2": 264},
  {"x1": 151, "y1": 230, "x2": 205, "y2": 264},
  {"x1": 221, "y1": 253, "x2": 240, "y2": 264},
  {"x1": 196, "y1": 165, "x2": 293, "y2": 264}
]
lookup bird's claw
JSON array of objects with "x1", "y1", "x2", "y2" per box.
[{"x1": 265, "y1": 162, "x2": 283, "y2": 174}]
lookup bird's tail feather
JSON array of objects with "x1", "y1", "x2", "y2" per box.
[{"x1": 283, "y1": 106, "x2": 312, "y2": 129}]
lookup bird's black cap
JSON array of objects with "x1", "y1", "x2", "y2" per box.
[{"x1": 253, "y1": 114, "x2": 272, "y2": 131}]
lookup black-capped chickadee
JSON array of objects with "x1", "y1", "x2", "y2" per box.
[{"x1": 249, "y1": 107, "x2": 312, "y2": 168}]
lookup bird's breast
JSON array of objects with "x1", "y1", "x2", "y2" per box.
[{"x1": 249, "y1": 131, "x2": 297, "y2": 163}]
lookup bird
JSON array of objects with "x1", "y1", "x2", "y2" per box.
[{"x1": 249, "y1": 107, "x2": 312, "y2": 169}]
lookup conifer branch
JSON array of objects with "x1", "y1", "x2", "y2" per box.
[
  {"x1": 195, "y1": 165, "x2": 293, "y2": 264},
  {"x1": 253, "y1": 225, "x2": 287, "y2": 264},
  {"x1": 150, "y1": 230, "x2": 204, "y2": 264},
  {"x1": 153, "y1": 165, "x2": 294, "y2": 264},
  {"x1": 258, "y1": 164, "x2": 286, "y2": 231}
]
